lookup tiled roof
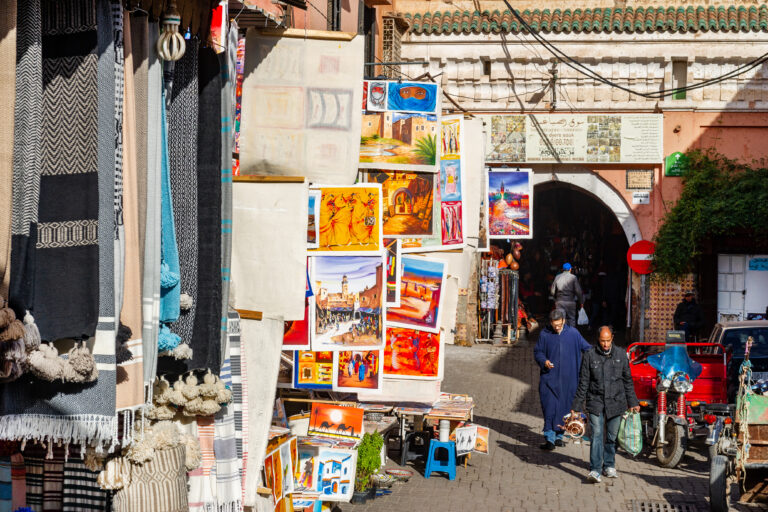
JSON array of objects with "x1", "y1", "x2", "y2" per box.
[{"x1": 404, "y1": 5, "x2": 768, "y2": 35}]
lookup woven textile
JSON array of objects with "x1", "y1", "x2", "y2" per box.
[
  {"x1": 22, "y1": 448, "x2": 42, "y2": 511},
  {"x1": 141, "y1": 19, "x2": 162, "y2": 389},
  {"x1": 214, "y1": 350, "x2": 242, "y2": 512},
  {"x1": 188, "y1": 45, "x2": 222, "y2": 373},
  {"x1": 218, "y1": 22, "x2": 237, "y2": 367},
  {"x1": 9, "y1": 0, "x2": 42, "y2": 321},
  {"x1": 129, "y1": 12, "x2": 148, "y2": 274},
  {"x1": 116, "y1": 9, "x2": 144, "y2": 412},
  {"x1": 113, "y1": 445, "x2": 189, "y2": 512},
  {"x1": 188, "y1": 417, "x2": 215, "y2": 512},
  {"x1": 167, "y1": 43, "x2": 199, "y2": 351},
  {"x1": 231, "y1": 312, "x2": 248, "y2": 505},
  {"x1": 62, "y1": 460, "x2": 107, "y2": 511},
  {"x1": 10, "y1": 453, "x2": 24, "y2": 510},
  {"x1": 112, "y1": 0, "x2": 125, "y2": 322},
  {"x1": 33, "y1": 0, "x2": 100, "y2": 341},
  {"x1": 0, "y1": 2, "x2": 17, "y2": 300},
  {"x1": 0, "y1": 457, "x2": 11, "y2": 512},
  {"x1": 41, "y1": 448, "x2": 64, "y2": 512}
]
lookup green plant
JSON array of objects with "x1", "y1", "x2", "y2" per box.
[
  {"x1": 414, "y1": 134, "x2": 437, "y2": 164},
  {"x1": 355, "y1": 431, "x2": 384, "y2": 492},
  {"x1": 652, "y1": 150, "x2": 768, "y2": 280}
]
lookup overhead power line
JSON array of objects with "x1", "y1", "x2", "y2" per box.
[{"x1": 501, "y1": 0, "x2": 768, "y2": 99}]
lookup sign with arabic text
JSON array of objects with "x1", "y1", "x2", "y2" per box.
[{"x1": 484, "y1": 114, "x2": 663, "y2": 164}]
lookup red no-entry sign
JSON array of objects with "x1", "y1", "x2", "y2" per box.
[{"x1": 627, "y1": 240, "x2": 656, "y2": 274}]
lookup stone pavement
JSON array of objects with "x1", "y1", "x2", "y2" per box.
[{"x1": 348, "y1": 341, "x2": 755, "y2": 512}]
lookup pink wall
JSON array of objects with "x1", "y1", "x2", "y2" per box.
[{"x1": 296, "y1": 0, "x2": 359, "y2": 31}]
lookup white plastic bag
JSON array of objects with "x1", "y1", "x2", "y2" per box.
[{"x1": 577, "y1": 306, "x2": 589, "y2": 326}]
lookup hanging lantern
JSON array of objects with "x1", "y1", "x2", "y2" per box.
[{"x1": 157, "y1": 2, "x2": 186, "y2": 61}]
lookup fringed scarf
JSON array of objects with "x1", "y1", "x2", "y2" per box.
[
  {"x1": 214, "y1": 336, "x2": 243, "y2": 512},
  {"x1": 188, "y1": 416, "x2": 215, "y2": 512},
  {"x1": 188, "y1": 45, "x2": 222, "y2": 373},
  {"x1": 230, "y1": 311, "x2": 248, "y2": 505},
  {"x1": 0, "y1": 0, "x2": 117, "y2": 449},
  {"x1": 0, "y1": 1, "x2": 17, "y2": 301}
]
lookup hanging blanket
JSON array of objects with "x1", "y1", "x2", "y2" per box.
[
  {"x1": 167, "y1": 43, "x2": 199, "y2": 355},
  {"x1": 188, "y1": 417, "x2": 215, "y2": 512},
  {"x1": 0, "y1": 457, "x2": 11, "y2": 512},
  {"x1": 9, "y1": 0, "x2": 42, "y2": 321},
  {"x1": 10, "y1": 453, "x2": 24, "y2": 511},
  {"x1": 130, "y1": 12, "x2": 149, "y2": 276},
  {"x1": 187, "y1": 45, "x2": 222, "y2": 373},
  {"x1": 62, "y1": 459, "x2": 107, "y2": 511},
  {"x1": 22, "y1": 446, "x2": 43, "y2": 512},
  {"x1": 42, "y1": 447, "x2": 64, "y2": 512},
  {"x1": 214, "y1": 341, "x2": 242, "y2": 512},
  {"x1": 233, "y1": 312, "x2": 248, "y2": 505},
  {"x1": 113, "y1": 445, "x2": 189, "y2": 512},
  {"x1": 0, "y1": 2, "x2": 17, "y2": 300}
]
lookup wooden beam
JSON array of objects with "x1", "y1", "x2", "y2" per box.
[
  {"x1": 233, "y1": 175, "x2": 306, "y2": 184},
  {"x1": 236, "y1": 309, "x2": 263, "y2": 320},
  {"x1": 256, "y1": 28, "x2": 357, "y2": 41}
]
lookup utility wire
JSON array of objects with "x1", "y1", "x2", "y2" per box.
[{"x1": 501, "y1": 0, "x2": 768, "y2": 99}]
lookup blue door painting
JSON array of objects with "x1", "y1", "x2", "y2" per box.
[{"x1": 314, "y1": 449, "x2": 356, "y2": 501}]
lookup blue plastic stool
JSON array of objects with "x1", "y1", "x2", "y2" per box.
[{"x1": 424, "y1": 440, "x2": 456, "y2": 480}]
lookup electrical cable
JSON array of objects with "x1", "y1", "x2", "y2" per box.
[{"x1": 500, "y1": 0, "x2": 768, "y2": 99}]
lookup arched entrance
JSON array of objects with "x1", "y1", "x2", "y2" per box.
[
  {"x1": 518, "y1": 171, "x2": 637, "y2": 332},
  {"x1": 392, "y1": 187, "x2": 413, "y2": 214}
]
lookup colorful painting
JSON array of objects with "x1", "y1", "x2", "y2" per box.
[
  {"x1": 309, "y1": 185, "x2": 383, "y2": 254},
  {"x1": 284, "y1": 297, "x2": 311, "y2": 348},
  {"x1": 264, "y1": 451, "x2": 278, "y2": 504},
  {"x1": 333, "y1": 350, "x2": 382, "y2": 393},
  {"x1": 386, "y1": 255, "x2": 446, "y2": 333},
  {"x1": 273, "y1": 398, "x2": 288, "y2": 427},
  {"x1": 294, "y1": 350, "x2": 333, "y2": 390},
  {"x1": 367, "y1": 171, "x2": 434, "y2": 237},
  {"x1": 439, "y1": 160, "x2": 462, "y2": 202},
  {"x1": 384, "y1": 238, "x2": 401, "y2": 306},
  {"x1": 440, "y1": 201, "x2": 463, "y2": 245},
  {"x1": 487, "y1": 169, "x2": 533, "y2": 239},
  {"x1": 293, "y1": 499, "x2": 322, "y2": 512},
  {"x1": 366, "y1": 81, "x2": 387, "y2": 111},
  {"x1": 308, "y1": 404, "x2": 364, "y2": 440},
  {"x1": 280, "y1": 441, "x2": 295, "y2": 496},
  {"x1": 273, "y1": 449, "x2": 284, "y2": 503},
  {"x1": 294, "y1": 444, "x2": 318, "y2": 492},
  {"x1": 441, "y1": 117, "x2": 461, "y2": 160},
  {"x1": 307, "y1": 190, "x2": 320, "y2": 249},
  {"x1": 474, "y1": 425, "x2": 490, "y2": 454},
  {"x1": 387, "y1": 82, "x2": 438, "y2": 113},
  {"x1": 313, "y1": 448, "x2": 357, "y2": 502},
  {"x1": 278, "y1": 350, "x2": 294, "y2": 388},
  {"x1": 361, "y1": 81, "x2": 368, "y2": 110},
  {"x1": 359, "y1": 112, "x2": 438, "y2": 171},
  {"x1": 453, "y1": 425, "x2": 478, "y2": 456},
  {"x1": 384, "y1": 327, "x2": 442, "y2": 379},
  {"x1": 311, "y1": 256, "x2": 384, "y2": 350},
  {"x1": 477, "y1": 168, "x2": 489, "y2": 252}
]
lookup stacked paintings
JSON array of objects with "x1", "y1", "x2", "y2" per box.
[
  {"x1": 263, "y1": 437, "x2": 299, "y2": 511},
  {"x1": 359, "y1": 80, "x2": 440, "y2": 172}
]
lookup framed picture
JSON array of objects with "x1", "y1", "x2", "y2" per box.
[
  {"x1": 385, "y1": 255, "x2": 446, "y2": 333},
  {"x1": 308, "y1": 404, "x2": 364, "y2": 440},
  {"x1": 367, "y1": 171, "x2": 435, "y2": 238},
  {"x1": 332, "y1": 350, "x2": 383, "y2": 393},
  {"x1": 307, "y1": 184, "x2": 383, "y2": 255},
  {"x1": 384, "y1": 238, "x2": 402, "y2": 307},
  {"x1": 310, "y1": 255, "x2": 385, "y2": 351},
  {"x1": 313, "y1": 448, "x2": 358, "y2": 502},
  {"x1": 487, "y1": 168, "x2": 533, "y2": 239},
  {"x1": 383, "y1": 327, "x2": 442, "y2": 380},
  {"x1": 293, "y1": 351, "x2": 333, "y2": 390}
]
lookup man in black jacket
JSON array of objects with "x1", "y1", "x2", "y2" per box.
[
  {"x1": 571, "y1": 326, "x2": 639, "y2": 483},
  {"x1": 673, "y1": 291, "x2": 704, "y2": 341}
]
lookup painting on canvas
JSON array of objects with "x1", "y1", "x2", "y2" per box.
[
  {"x1": 308, "y1": 404, "x2": 364, "y2": 440},
  {"x1": 474, "y1": 425, "x2": 490, "y2": 454},
  {"x1": 313, "y1": 448, "x2": 357, "y2": 502},
  {"x1": 307, "y1": 190, "x2": 321, "y2": 249},
  {"x1": 384, "y1": 327, "x2": 442, "y2": 379},
  {"x1": 367, "y1": 171, "x2": 434, "y2": 237},
  {"x1": 488, "y1": 170, "x2": 532, "y2": 239},
  {"x1": 366, "y1": 81, "x2": 387, "y2": 111},
  {"x1": 273, "y1": 449, "x2": 284, "y2": 504},
  {"x1": 440, "y1": 202, "x2": 463, "y2": 245},
  {"x1": 283, "y1": 297, "x2": 311, "y2": 348},
  {"x1": 386, "y1": 255, "x2": 446, "y2": 333},
  {"x1": 293, "y1": 351, "x2": 333, "y2": 390},
  {"x1": 280, "y1": 441, "x2": 295, "y2": 496},
  {"x1": 452, "y1": 425, "x2": 478, "y2": 456},
  {"x1": 277, "y1": 351, "x2": 294, "y2": 388},
  {"x1": 333, "y1": 350, "x2": 382, "y2": 392},
  {"x1": 441, "y1": 117, "x2": 461, "y2": 160},
  {"x1": 311, "y1": 256, "x2": 384, "y2": 350},
  {"x1": 439, "y1": 160, "x2": 462, "y2": 202},
  {"x1": 309, "y1": 185, "x2": 383, "y2": 254},
  {"x1": 359, "y1": 112, "x2": 438, "y2": 171},
  {"x1": 290, "y1": 437, "x2": 299, "y2": 474},
  {"x1": 294, "y1": 444, "x2": 318, "y2": 492},
  {"x1": 384, "y1": 238, "x2": 401, "y2": 306},
  {"x1": 387, "y1": 82, "x2": 438, "y2": 113}
]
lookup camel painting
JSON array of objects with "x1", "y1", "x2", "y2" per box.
[{"x1": 308, "y1": 404, "x2": 364, "y2": 440}]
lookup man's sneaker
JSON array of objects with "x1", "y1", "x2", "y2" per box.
[
  {"x1": 587, "y1": 471, "x2": 602, "y2": 483},
  {"x1": 603, "y1": 467, "x2": 617, "y2": 478}
]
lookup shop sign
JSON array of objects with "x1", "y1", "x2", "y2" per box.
[
  {"x1": 626, "y1": 169, "x2": 653, "y2": 190},
  {"x1": 665, "y1": 152, "x2": 688, "y2": 177},
  {"x1": 632, "y1": 191, "x2": 650, "y2": 204},
  {"x1": 483, "y1": 114, "x2": 663, "y2": 164}
]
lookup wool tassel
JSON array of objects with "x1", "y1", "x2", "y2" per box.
[
  {"x1": 23, "y1": 311, "x2": 41, "y2": 350},
  {"x1": 158, "y1": 324, "x2": 180, "y2": 352}
]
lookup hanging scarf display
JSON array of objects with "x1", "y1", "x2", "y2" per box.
[
  {"x1": 214, "y1": 329, "x2": 242, "y2": 512},
  {"x1": 0, "y1": 1, "x2": 17, "y2": 301}
]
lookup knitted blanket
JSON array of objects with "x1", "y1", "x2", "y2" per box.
[
  {"x1": 188, "y1": 45, "x2": 222, "y2": 373},
  {"x1": 167, "y1": 43, "x2": 199, "y2": 354},
  {"x1": 0, "y1": 2, "x2": 17, "y2": 300},
  {"x1": 141, "y1": 19, "x2": 162, "y2": 389},
  {"x1": 9, "y1": 0, "x2": 41, "y2": 321}
]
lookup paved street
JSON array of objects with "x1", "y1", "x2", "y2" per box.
[{"x1": 349, "y1": 341, "x2": 755, "y2": 512}]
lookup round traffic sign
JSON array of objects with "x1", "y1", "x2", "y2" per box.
[{"x1": 627, "y1": 240, "x2": 656, "y2": 274}]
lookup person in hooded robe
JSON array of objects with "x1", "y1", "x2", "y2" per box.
[{"x1": 534, "y1": 308, "x2": 592, "y2": 450}]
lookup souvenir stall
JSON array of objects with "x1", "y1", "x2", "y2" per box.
[{"x1": 0, "y1": 2, "x2": 257, "y2": 511}]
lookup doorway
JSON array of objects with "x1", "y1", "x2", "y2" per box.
[{"x1": 516, "y1": 182, "x2": 630, "y2": 332}]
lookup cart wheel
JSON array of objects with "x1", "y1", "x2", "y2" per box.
[
  {"x1": 709, "y1": 454, "x2": 730, "y2": 512},
  {"x1": 656, "y1": 422, "x2": 686, "y2": 468}
]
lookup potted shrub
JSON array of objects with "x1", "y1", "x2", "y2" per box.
[{"x1": 352, "y1": 431, "x2": 384, "y2": 504}]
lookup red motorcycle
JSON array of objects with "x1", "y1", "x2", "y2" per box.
[{"x1": 628, "y1": 340, "x2": 730, "y2": 468}]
